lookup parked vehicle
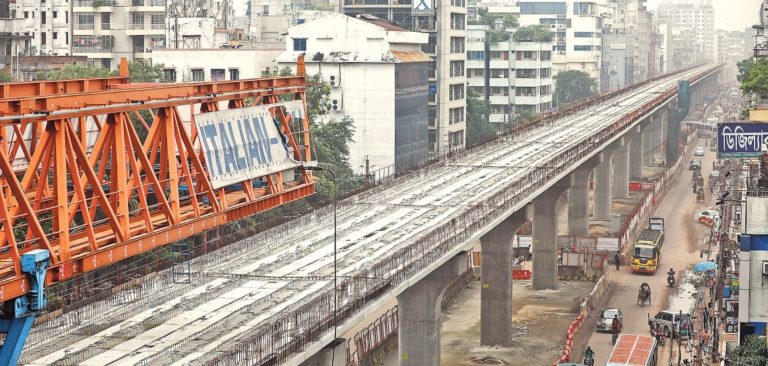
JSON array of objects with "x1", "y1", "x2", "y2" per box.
[
  {"x1": 597, "y1": 308, "x2": 624, "y2": 333},
  {"x1": 695, "y1": 208, "x2": 720, "y2": 224},
  {"x1": 647, "y1": 310, "x2": 691, "y2": 338},
  {"x1": 689, "y1": 158, "x2": 702, "y2": 170},
  {"x1": 631, "y1": 218, "x2": 665, "y2": 273}
]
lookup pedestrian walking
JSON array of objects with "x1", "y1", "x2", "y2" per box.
[{"x1": 614, "y1": 252, "x2": 621, "y2": 270}]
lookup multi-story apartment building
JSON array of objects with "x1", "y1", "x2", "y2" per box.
[
  {"x1": 342, "y1": 0, "x2": 467, "y2": 155},
  {"x1": 278, "y1": 13, "x2": 430, "y2": 175},
  {"x1": 515, "y1": 0, "x2": 602, "y2": 88},
  {"x1": 656, "y1": 0, "x2": 714, "y2": 62},
  {"x1": 467, "y1": 24, "x2": 552, "y2": 123},
  {"x1": 10, "y1": 0, "x2": 70, "y2": 56},
  {"x1": 599, "y1": 0, "x2": 656, "y2": 88},
  {"x1": 71, "y1": 0, "x2": 165, "y2": 68},
  {"x1": 1, "y1": 0, "x2": 31, "y2": 70}
]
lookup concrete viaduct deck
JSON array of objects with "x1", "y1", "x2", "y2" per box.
[{"x1": 22, "y1": 64, "x2": 722, "y2": 366}]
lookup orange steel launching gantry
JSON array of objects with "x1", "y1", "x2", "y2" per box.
[{"x1": 0, "y1": 58, "x2": 317, "y2": 361}]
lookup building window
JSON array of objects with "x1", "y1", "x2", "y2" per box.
[
  {"x1": 77, "y1": 14, "x2": 95, "y2": 30},
  {"x1": 53, "y1": 11, "x2": 57, "y2": 18},
  {"x1": 23, "y1": 11, "x2": 28, "y2": 18},
  {"x1": 515, "y1": 69, "x2": 537, "y2": 78},
  {"x1": 574, "y1": 32, "x2": 592, "y2": 38},
  {"x1": 41, "y1": 11, "x2": 46, "y2": 24},
  {"x1": 490, "y1": 87, "x2": 508, "y2": 96},
  {"x1": 263, "y1": 5, "x2": 269, "y2": 15},
  {"x1": 449, "y1": 107, "x2": 465, "y2": 124},
  {"x1": 293, "y1": 38, "x2": 307, "y2": 51},
  {"x1": 41, "y1": 32, "x2": 46, "y2": 46},
  {"x1": 65, "y1": 32, "x2": 68, "y2": 44},
  {"x1": 53, "y1": 32, "x2": 57, "y2": 39},
  {"x1": 468, "y1": 68, "x2": 484, "y2": 78},
  {"x1": 572, "y1": 2, "x2": 591, "y2": 15},
  {"x1": 516, "y1": 51, "x2": 536, "y2": 60},
  {"x1": 540, "y1": 51, "x2": 552, "y2": 60},
  {"x1": 449, "y1": 84, "x2": 464, "y2": 101},
  {"x1": 451, "y1": 0, "x2": 464, "y2": 7},
  {"x1": 540, "y1": 85, "x2": 551, "y2": 95},
  {"x1": 101, "y1": 13, "x2": 110, "y2": 30},
  {"x1": 229, "y1": 68, "x2": 239, "y2": 80},
  {"x1": 540, "y1": 68, "x2": 551, "y2": 77},
  {"x1": 211, "y1": 69, "x2": 225, "y2": 81},
  {"x1": 490, "y1": 69, "x2": 509, "y2": 78},
  {"x1": 449, "y1": 60, "x2": 464, "y2": 77},
  {"x1": 467, "y1": 50, "x2": 484, "y2": 60},
  {"x1": 164, "y1": 68, "x2": 177, "y2": 82},
  {"x1": 450, "y1": 13, "x2": 465, "y2": 30},
  {"x1": 519, "y1": 2, "x2": 567, "y2": 14},
  {"x1": 449, "y1": 130, "x2": 464, "y2": 147},
  {"x1": 573, "y1": 45, "x2": 593, "y2": 51},
  {"x1": 490, "y1": 51, "x2": 508, "y2": 60},
  {"x1": 65, "y1": 11, "x2": 68, "y2": 23},
  {"x1": 450, "y1": 37, "x2": 465, "y2": 53},
  {"x1": 191, "y1": 69, "x2": 204, "y2": 81},
  {"x1": 516, "y1": 87, "x2": 537, "y2": 96}
]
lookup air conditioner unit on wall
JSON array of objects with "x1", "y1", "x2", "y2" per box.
[
  {"x1": 763, "y1": 261, "x2": 768, "y2": 275},
  {"x1": 328, "y1": 74, "x2": 340, "y2": 87},
  {"x1": 330, "y1": 98, "x2": 343, "y2": 111}
]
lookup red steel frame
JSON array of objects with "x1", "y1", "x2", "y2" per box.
[{"x1": 0, "y1": 57, "x2": 316, "y2": 305}]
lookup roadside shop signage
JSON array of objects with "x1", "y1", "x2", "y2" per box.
[{"x1": 717, "y1": 122, "x2": 768, "y2": 157}]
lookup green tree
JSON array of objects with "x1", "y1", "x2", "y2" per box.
[
  {"x1": 465, "y1": 89, "x2": 496, "y2": 146},
  {"x1": 303, "y1": 73, "x2": 361, "y2": 199},
  {"x1": 128, "y1": 59, "x2": 165, "y2": 82},
  {"x1": 472, "y1": 8, "x2": 518, "y2": 43},
  {"x1": 262, "y1": 67, "x2": 293, "y2": 77},
  {"x1": 554, "y1": 70, "x2": 597, "y2": 106},
  {"x1": 738, "y1": 57, "x2": 768, "y2": 97},
  {"x1": 0, "y1": 70, "x2": 11, "y2": 82},
  {"x1": 512, "y1": 25, "x2": 554, "y2": 42},
  {"x1": 728, "y1": 335, "x2": 768, "y2": 365},
  {"x1": 36, "y1": 64, "x2": 116, "y2": 80}
]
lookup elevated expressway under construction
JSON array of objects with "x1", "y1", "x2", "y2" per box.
[{"x1": 0, "y1": 61, "x2": 720, "y2": 365}]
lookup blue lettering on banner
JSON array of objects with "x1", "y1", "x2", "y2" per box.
[{"x1": 194, "y1": 103, "x2": 303, "y2": 189}]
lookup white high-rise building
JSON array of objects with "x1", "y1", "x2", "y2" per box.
[
  {"x1": 656, "y1": 0, "x2": 714, "y2": 62},
  {"x1": 467, "y1": 24, "x2": 552, "y2": 123},
  {"x1": 10, "y1": 0, "x2": 70, "y2": 57},
  {"x1": 342, "y1": 0, "x2": 468, "y2": 155}
]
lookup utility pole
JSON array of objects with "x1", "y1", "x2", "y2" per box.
[{"x1": 678, "y1": 309, "x2": 683, "y2": 366}]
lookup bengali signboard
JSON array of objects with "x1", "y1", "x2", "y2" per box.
[
  {"x1": 717, "y1": 122, "x2": 768, "y2": 157},
  {"x1": 195, "y1": 103, "x2": 300, "y2": 189},
  {"x1": 596, "y1": 237, "x2": 620, "y2": 252}
]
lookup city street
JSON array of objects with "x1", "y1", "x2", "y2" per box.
[{"x1": 584, "y1": 141, "x2": 715, "y2": 365}]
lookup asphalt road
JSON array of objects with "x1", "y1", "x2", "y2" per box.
[{"x1": 583, "y1": 142, "x2": 715, "y2": 365}]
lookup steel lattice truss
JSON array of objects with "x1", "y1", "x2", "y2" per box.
[{"x1": 0, "y1": 59, "x2": 316, "y2": 305}]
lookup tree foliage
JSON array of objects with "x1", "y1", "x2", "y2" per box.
[
  {"x1": 128, "y1": 59, "x2": 165, "y2": 82},
  {"x1": 554, "y1": 70, "x2": 597, "y2": 106},
  {"x1": 36, "y1": 64, "x2": 116, "y2": 80},
  {"x1": 0, "y1": 70, "x2": 11, "y2": 82},
  {"x1": 513, "y1": 25, "x2": 554, "y2": 42},
  {"x1": 472, "y1": 8, "x2": 517, "y2": 43},
  {"x1": 466, "y1": 89, "x2": 496, "y2": 145},
  {"x1": 738, "y1": 58, "x2": 768, "y2": 97},
  {"x1": 728, "y1": 335, "x2": 768, "y2": 365},
  {"x1": 262, "y1": 67, "x2": 293, "y2": 77}
]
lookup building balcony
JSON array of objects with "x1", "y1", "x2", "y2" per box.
[
  {"x1": 131, "y1": 0, "x2": 165, "y2": 5},
  {"x1": 489, "y1": 77, "x2": 509, "y2": 87},
  {"x1": 489, "y1": 95, "x2": 509, "y2": 105},
  {"x1": 0, "y1": 18, "x2": 26, "y2": 34},
  {"x1": 489, "y1": 59, "x2": 508, "y2": 69},
  {"x1": 514, "y1": 95, "x2": 540, "y2": 105},
  {"x1": 467, "y1": 60, "x2": 484, "y2": 68},
  {"x1": 489, "y1": 114, "x2": 510, "y2": 123},
  {"x1": 74, "y1": 23, "x2": 95, "y2": 31},
  {"x1": 513, "y1": 78, "x2": 541, "y2": 87},
  {"x1": 514, "y1": 60, "x2": 542, "y2": 69},
  {"x1": 467, "y1": 78, "x2": 483, "y2": 87},
  {"x1": 125, "y1": 24, "x2": 165, "y2": 35}
]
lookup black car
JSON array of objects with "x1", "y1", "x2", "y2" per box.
[{"x1": 689, "y1": 158, "x2": 701, "y2": 170}]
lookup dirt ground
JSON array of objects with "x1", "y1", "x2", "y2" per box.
[{"x1": 439, "y1": 280, "x2": 595, "y2": 366}]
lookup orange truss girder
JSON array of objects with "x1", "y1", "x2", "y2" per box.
[{"x1": 0, "y1": 69, "x2": 316, "y2": 305}]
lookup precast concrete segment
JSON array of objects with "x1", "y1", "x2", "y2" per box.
[
  {"x1": 629, "y1": 128, "x2": 644, "y2": 180},
  {"x1": 568, "y1": 154, "x2": 600, "y2": 237},
  {"x1": 613, "y1": 141, "x2": 630, "y2": 199},
  {"x1": 397, "y1": 254, "x2": 468, "y2": 366},
  {"x1": 532, "y1": 179, "x2": 571, "y2": 290},
  {"x1": 480, "y1": 205, "x2": 532, "y2": 346},
  {"x1": 22, "y1": 67, "x2": 718, "y2": 366}
]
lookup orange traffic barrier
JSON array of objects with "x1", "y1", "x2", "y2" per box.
[{"x1": 512, "y1": 269, "x2": 531, "y2": 280}]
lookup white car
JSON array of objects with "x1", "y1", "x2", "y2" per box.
[{"x1": 694, "y1": 146, "x2": 705, "y2": 156}]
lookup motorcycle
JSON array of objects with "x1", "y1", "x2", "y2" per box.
[
  {"x1": 584, "y1": 355, "x2": 595, "y2": 366},
  {"x1": 667, "y1": 273, "x2": 675, "y2": 287}
]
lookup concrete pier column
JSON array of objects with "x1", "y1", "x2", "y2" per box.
[
  {"x1": 593, "y1": 154, "x2": 613, "y2": 220},
  {"x1": 300, "y1": 339, "x2": 347, "y2": 366},
  {"x1": 642, "y1": 117, "x2": 654, "y2": 166},
  {"x1": 629, "y1": 126, "x2": 644, "y2": 180},
  {"x1": 613, "y1": 139, "x2": 630, "y2": 199},
  {"x1": 567, "y1": 155, "x2": 602, "y2": 237},
  {"x1": 659, "y1": 109, "x2": 667, "y2": 164},
  {"x1": 532, "y1": 178, "x2": 571, "y2": 290},
  {"x1": 398, "y1": 253, "x2": 468, "y2": 366},
  {"x1": 480, "y1": 206, "x2": 532, "y2": 346}
]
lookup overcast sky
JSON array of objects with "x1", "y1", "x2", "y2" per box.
[{"x1": 646, "y1": 0, "x2": 763, "y2": 31}]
